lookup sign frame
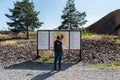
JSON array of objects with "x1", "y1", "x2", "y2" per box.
[{"x1": 37, "y1": 30, "x2": 82, "y2": 60}]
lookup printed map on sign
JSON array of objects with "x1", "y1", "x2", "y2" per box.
[{"x1": 50, "y1": 31, "x2": 69, "y2": 49}]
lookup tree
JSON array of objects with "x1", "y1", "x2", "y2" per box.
[
  {"x1": 59, "y1": 0, "x2": 87, "y2": 30},
  {"x1": 5, "y1": 0, "x2": 43, "y2": 39}
]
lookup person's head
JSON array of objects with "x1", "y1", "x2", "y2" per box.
[{"x1": 57, "y1": 35, "x2": 61, "y2": 40}]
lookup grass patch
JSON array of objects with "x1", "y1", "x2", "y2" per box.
[
  {"x1": 115, "y1": 39, "x2": 120, "y2": 44},
  {"x1": 82, "y1": 29, "x2": 94, "y2": 37},
  {"x1": 82, "y1": 29, "x2": 102, "y2": 40},
  {"x1": 40, "y1": 55, "x2": 54, "y2": 62},
  {"x1": 82, "y1": 29, "x2": 118, "y2": 42},
  {"x1": 1, "y1": 40, "x2": 17, "y2": 47},
  {"x1": 0, "y1": 34, "x2": 11, "y2": 40},
  {"x1": 29, "y1": 31, "x2": 37, "y2": 35},
  {"x1": 89, "y1": 61, "x2": 120, "y2": 70},
  {"x1": 89, "y1": 64, "x2": 110, "y2": 69},
  {"x1": 83, "y1": 34, "x2": 102, "y2": 40}
]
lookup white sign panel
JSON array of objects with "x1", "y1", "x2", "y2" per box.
[
  {"x1": 37, "y1": 30, "x2": 81, "y2": 50},
  {"x1": 50, "y1": 31, "x2": 69, "y2": 49},
  {"x1": 70, "y1": 31, "x2": 80, "y2": 49},
  {"x1": 38, "y1": 31, "x2": 49, "y2": 49}
]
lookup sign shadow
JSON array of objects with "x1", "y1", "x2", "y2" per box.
[
  {"x1": 4, "y1": 60, "x2": 74, "y2": 71},
  {"x1": 4, "y1": 60, "x2": 74, "y2": 80},
  {"x1": 31, "y1": 70, "x2": 58, "y2": 80}
]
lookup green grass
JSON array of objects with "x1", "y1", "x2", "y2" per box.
[
  {"x1": 82, "y1": 29, "x2": 101, "y2": 40},
  {"x1": 89, "y1": 61, "x2": 120, "y2": 70},
  {"x1": 82, "y1": 29, "x2": 94, "y2": 37},
  {"x1": 40, "y1": 56, "x2": 54, "y2": 62},
  {"x1": 29, "y1": 31, "x2": 37, "y2": 35},
  {"x1": 81, "y1": 29, "x2": 119, "y2": 43},
  {"x1": 89, "y1": 64, "x2": 111, "y2": 69},
  {"x1": 115, "y1": 39, "x2": 120, "y2": 44}
]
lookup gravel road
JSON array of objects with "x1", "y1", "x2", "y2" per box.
[{"x1": 0, "y1": 61, "x2": 120, "y2": 80}]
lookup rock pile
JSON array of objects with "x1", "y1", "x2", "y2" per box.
[
  {"x1": 0, "y1": 39, "x2": 120, "y2": 67},
  {"x1": 81, "y1": 39, "x2": 120, "y2": 63},
  {"x1": 0, "y1": 42, "x2": 36, "y2": 67},
  {"x1": 62, "y1": 39, "x2": 120, "y2": 63},
  {"x1": 62, "y1": 49, "x2": 80, "y2": 63}
]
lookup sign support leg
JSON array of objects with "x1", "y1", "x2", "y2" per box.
[
  {"x1": 36, "y1": 50, "x2": 40, "y2": 59},
  {"x1": 79, "y1": 49, "x2": 82, "y2": 61}
]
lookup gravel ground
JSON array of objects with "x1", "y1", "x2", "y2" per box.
[{"x1": 0, "y1": 61, "x2": 120, "y2": 80}]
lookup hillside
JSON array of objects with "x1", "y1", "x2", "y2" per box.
[{"x1": 87, "y1": 9, "x2": 120, "y2": 35}]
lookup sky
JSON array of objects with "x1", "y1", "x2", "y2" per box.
[{"x1": 0, "y1": 0, "x2": 120, "y2": 30}]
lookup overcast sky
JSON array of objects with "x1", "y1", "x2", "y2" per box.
[{"x1": 0, "y1": 0, "x2": 120, "y2": 30}]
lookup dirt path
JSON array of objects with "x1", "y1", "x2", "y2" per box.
[{"x1": 0, "y1": 61, "x2": 120, "y2": 80}]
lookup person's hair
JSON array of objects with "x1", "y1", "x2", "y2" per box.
[{"x1": 57, "y1": 35, "x2": 61, "y2": 40}]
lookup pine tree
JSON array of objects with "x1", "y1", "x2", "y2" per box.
[
  {"x1": 59, "y1": 0, "x2": 87, "y2": 30},
  {"x1": 5, "y1": 0, "x2": 43, "y2": 39}
]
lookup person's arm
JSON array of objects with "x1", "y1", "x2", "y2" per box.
[
  {"x1": 62, "y1": 46, "x2": 64, "y2": 53},
  {"x1": 61, "y1": 42, "x2": 63, "y2": 53},
  {"x1": 52, "y1": 41, "x2": 55, "y2": 51}
]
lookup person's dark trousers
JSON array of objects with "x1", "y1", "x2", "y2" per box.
[{"x1": 54, "y1": 51, "x2": 62, "y2": 70}]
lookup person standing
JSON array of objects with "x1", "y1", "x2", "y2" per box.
[{"x1": 53, "y1": 35, "x2": 63, "y2": 71}]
